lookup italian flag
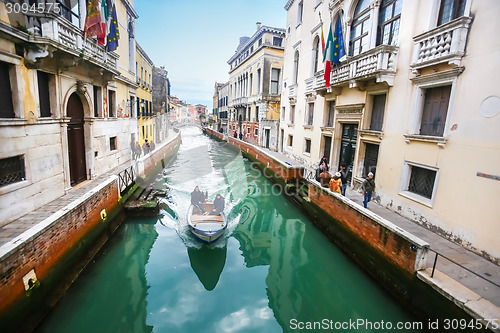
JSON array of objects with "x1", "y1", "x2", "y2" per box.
[
  {"x1": 97, "y1": 0, "x2": 108, "y2": 46},
  {"x1": 323, "y1": 23, "x2": 334, "y2": 88}
]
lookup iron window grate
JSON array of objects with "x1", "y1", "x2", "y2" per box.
[
  {"x1": 0, "y1": 155, "x2": 26, "y2": 187},
  {"x1": 408, "y1": 166, "x2": 436, "y2": 199}
]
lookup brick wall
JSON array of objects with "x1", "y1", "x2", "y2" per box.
[
  {"x1": 308, "y1": 184, "x2": 427, "y2": 274},
  {"x1": 0, "y1": 177, "x2": 120, "y2": 325},
  {"x1": 207, "y1": 128, "x2": 302, "y2": 182}
]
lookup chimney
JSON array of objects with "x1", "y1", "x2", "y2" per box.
[{"x1": 256, "y1": 22, "x2": 262, "y2": 30}]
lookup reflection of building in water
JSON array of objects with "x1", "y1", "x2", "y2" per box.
[
  {"x1": 266, "y1": 217, "x2": 310, "y2": 327},
  {"x1": 232, "y1": 195, "x2": 273, "y2": 267},
  {"x1": 95, "y1": 223, "x2": 158, "y2": 333}
]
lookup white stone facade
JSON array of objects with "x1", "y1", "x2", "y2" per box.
[{"x1": 280, "y1": 0, "x2": 500, "y2": 262}]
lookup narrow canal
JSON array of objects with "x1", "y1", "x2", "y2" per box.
[{"x1": 37, "y1": 127, "x2": 424, "y2": 332}]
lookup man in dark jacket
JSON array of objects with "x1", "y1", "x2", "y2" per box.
[
  {"x1": 339, "y1": 164, "x2": 349, "y2": 196},
  {"x1": 191, "y1": 186, "x2": 205, "y2": 212},
  {"x1": 362, "y1": 172, "x2": 375, "y2": 208},
  {"x1": 211, "y1": 193, "x2": 225, "y2": 215}
]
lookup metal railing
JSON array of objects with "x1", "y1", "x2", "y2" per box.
[
  {"x1": 429, "y1": 248, "x2": 500, "y2": 289},
  {"x1": 117, "y1": 164, "x2": 136, "y2": 192},
  {"x1": 304, "y1": 168, "x2": 315, "y2": 180}
]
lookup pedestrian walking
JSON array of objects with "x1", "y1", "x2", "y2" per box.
[
  {"x1": 329, "y1": 172, "x2": 342, "y2": 194},
  {"x1": 315, "y1": 162, "x2": 331, "y2": 187},
  {"x1": 133, "y1": 141, "x2": 142, "y2": 159},
  {"x1": 362, "y1": 172, "x2": 375, "y2": 208},
  {"x1": 142, "y1": 140, "x2": 151, "y2": 155},
  {"x1": 339, "y1": 164, "x2": 348, "y2": 196},
  {"x1": 319, "y1": 156, "x2": 329, "y2": 172}
]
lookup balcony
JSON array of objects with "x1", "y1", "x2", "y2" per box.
[
  {"x1": 311, "y1": 45, "x2": 397, "y2": 93},
  {"x1": 411, "y1": 16, "x2": 471, "y2": 73},
  {"x1": 24, "y1": 12, "x2": 118, "y2": 73},
  {"x1": 305, "y1": 71, "x2": 326, "y2": 95},
  {"x1": 232, "y1": 97, "x2": 248, "y2": 107}
]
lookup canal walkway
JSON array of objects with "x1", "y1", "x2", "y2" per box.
[
  {"x1": 0, "y1": 130, "x2": 179, "y2": 251},
  {"x1": 255, "y1": 143, "x2": 500, "y2": 324}
]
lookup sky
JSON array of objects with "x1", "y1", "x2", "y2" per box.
[{"x1": 134, "y1": 0, "x2": 287, "y2": 109}]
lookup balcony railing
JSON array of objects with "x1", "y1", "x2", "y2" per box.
[
  {"x1": 305, "y1": 71, "x2": 326, "y2": 95},
  {"x1": 25, "y1": 12, "x2": 118, "y2": 71},
  {"x1": 330, "y1": 45, "x2": 398, "y2": 87},
  {"x1": 411, "y1": 16, "x2": 471, "y2": 73},
  {"x1": 232, "y1": 97, "x2": 248, "y2": 106}
]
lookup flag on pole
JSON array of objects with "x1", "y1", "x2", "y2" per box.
[
  {"x1": 107, "y1": 2, "x2": 119, "y2": 51},
  {"x1": 332, "y1": 18, "x2": 345, "y2": 65},
  {"x1": 97, "y1": 0, "x2": 108, "y2": 46},
  {"x1": 323, "y1": 22, "x2": 334, "y2": 88},
  {"x1": 84, "y1": 0, "x2": 102, "y2": 38},
  {"x1": 319, "y1": 13, "x2": 325, "y2": 55}
]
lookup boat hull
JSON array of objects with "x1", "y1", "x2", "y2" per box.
[{"x1": 187, "y1": 205, "x2": 227, "y2": 243}]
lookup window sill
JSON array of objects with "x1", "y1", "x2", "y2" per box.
[
  {"x1": 0, "y1": 118, "x2": 28, "y2": 126},
  {"x1": 399, "y1": 190, "x2": 434, "y2": 208},
  {"x1": 0, "y1": 179, "x2": 30, "y2": 196},
  {"x1": 303, "y1": 125, "x2": 313, "y2": 130},
  {"x1": 287, "y1": 145, "x2": 293, "y2": 150},
  {"x1": 320, "y1": 126, "x2": 334, "y2": 132},
  {"x1": 287, "y1": 123, "x2": 295, "y2": 127},
  {"x1": 303, "y1": 152, "x2": 311, "y2": 157},
  {"x1": 404, "y1": 134, "x2": 447, "y2": 147},
  {"x1": 360, "y1": 129, "x2": 383, "y2": 139}
]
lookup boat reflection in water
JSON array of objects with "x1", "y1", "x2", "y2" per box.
[{"x1": 187, "y1": 243, "x2": 227, "y2": 291}]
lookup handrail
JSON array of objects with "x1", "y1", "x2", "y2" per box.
[
  {"x1": 429, "y1": 248, "x2": 500, "y2": 289},
  {"x1": 117, "y1": 164, "x2": 136, "y2": 192}
]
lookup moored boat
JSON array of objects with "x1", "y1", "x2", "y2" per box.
[{"x1": 187, "y1": 202, "x2": 227, "y2": 243}]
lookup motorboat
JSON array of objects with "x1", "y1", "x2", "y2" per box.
[{"x1": 187, "y1": 202, "x2": 227, "y2": 243}]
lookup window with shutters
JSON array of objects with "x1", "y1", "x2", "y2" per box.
[
  {"x1": 306, "y1": 102, "x2": 314, "y2": 126},
  {"x1": 325, "y1": 101, "x2": 335, "y2": 128},
  {"x1": 370, "y1": 94, "x2": 386, "y2": 131},
  {"x1": 420, "y1": 85, "x2": 451, "y2": 137}
]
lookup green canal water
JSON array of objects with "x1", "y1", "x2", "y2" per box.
[{"x1": 37, "y1": 127, "x2": 425, "y2": 332}]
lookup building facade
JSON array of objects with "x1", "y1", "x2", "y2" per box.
[
  {"x1": 227, "y1": 23, "x2": 285, "y2": 150},
  {"x1": 280, "y1": 0, "x2": 500, "y2": 263},
  {"x1": 136, "y1": 43, "x2": 154, "y2": 148},
  {"x1": 0, "y1": 0, "x2": 140, "y2": 224},
  {"x1": 152, "y1": 66, "x2": 171, "y2": 143}
]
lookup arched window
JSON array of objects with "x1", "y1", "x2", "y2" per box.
[
  {"x1": 377, "y1": 0, "x2": 402, "y2": 46},
  {"x1": 350, "y1": 0, "x2": 371, "y2": 56},
  {"x1": 313, "y1": 36, "x2": 320, "y2": 73},
  {"x1": 294, "y1": 50, "x2": 300, "y2": 84}
]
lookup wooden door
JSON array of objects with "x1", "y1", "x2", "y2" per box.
[{"x1": 67, "y1": 93, "x2": 86, "y2": 186}]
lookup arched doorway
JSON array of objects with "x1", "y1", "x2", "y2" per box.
[{"x1": 67, "y1": 92, "x2": 87, "y2": 186}]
